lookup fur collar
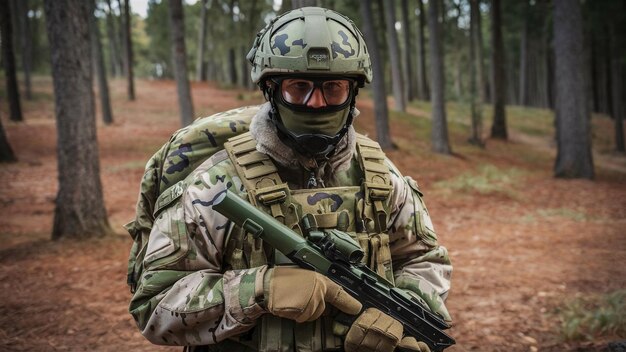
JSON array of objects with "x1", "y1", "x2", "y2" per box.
[{"x1": 249, "y1": 102, "x2": 357, "y2": 176}]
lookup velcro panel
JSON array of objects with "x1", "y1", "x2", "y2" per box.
[
  {"x1": 243, "y1": 163, "x2": 278, "y2": 179},
  {"x1": 363, "y1": 160, "x2": 390, "y2": 174},
  {"x1": 231, "y1": 139, "x2": 257, "y2": 155},
  {"x1": 356, "y1": 136, "x2": 381, "y2": 149},
  {"x1": 237, "y1": 151, "x2": 268, "y2": 166},
  {"x1": 360, "y1": 149, "x2": 386, "y2": 161}
]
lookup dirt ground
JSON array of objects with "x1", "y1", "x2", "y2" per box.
[{"x1": 1, "y1": 78, "x2": 625, "y2": 352}]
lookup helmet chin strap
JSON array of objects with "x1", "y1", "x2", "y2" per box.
[{"x1": 265, "y1": 83, "x2": 358, "y2": 159}]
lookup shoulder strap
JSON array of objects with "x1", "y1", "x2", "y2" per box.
[
  {"x1": 356, "y1": 134, "x2": 393, "y2": 234},
  {"x1": 224, "y1": 132, "x2": 297, "y2": 268},
  {"x1": 224, "y1": 132, "x2": 290, "y2": 222}
]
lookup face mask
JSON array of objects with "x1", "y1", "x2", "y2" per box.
[{"x1": 276, "y1": 102, "x2": 350, "y2": 137}]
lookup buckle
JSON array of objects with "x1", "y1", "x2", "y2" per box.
[
  {"x1": 363, "y1": 182, "x2": 392, "y2": 201},
  {"x1": 255, "y1": 183, "x2": 289, "y2": 205}
]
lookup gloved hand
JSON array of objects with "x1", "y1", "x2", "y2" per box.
[
  {"x1": 398, "y1": 336, "x2": 431, "y2": 352},
  {"x1": 263, "y1": 267, "x2": 362, "y2": 323},
  {"x1": 344, "y1": 308, "x2": 431, "y2": 352}
]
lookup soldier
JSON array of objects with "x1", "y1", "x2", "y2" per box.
[{"x1": 129, "y1": 7, "x2": 452, "y2": 352}]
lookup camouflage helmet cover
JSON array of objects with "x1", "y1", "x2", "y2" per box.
[{"x1": 247, "y1": 7, "x2": 373, "y2": 85}]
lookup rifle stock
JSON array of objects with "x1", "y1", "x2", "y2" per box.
[{"x1": 213, "y1": 190, "x2": 455, "y2": 351}]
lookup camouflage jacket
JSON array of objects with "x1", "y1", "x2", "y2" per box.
[{"x1": 129, "y1": 103, "x2": 452, "y2": 348}]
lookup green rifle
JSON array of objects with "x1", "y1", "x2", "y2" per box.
[{"x1": 213, "y1": 191, "x2": 455, "y2": 352}]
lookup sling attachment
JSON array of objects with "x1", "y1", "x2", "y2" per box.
[
  {"x1": 356, "y1": 136, "x2": 393, "y2": 234},
  {"x1": 363, "y1": 182, "x2": 392, "y2": 234}
]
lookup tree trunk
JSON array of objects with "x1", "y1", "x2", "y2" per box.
[
  {"x1": 116, "y1": 0, "x2": 126, "y2": 75},
  {"x1": 609, "y1": 24, "x2": 625, "y2": 152},
  {"x1": 44, "y1": 0, "x2": 112, "y2": 239},
  {"x1": 416, "y1": 0, "x2": 429, "y2": 100},
  {"x1": 0, "y1": 116, "x2": 16, "y2": 162},
  {"x1": 490, "y1": 0, "x2": 507, "y2": 139},
  {"x1": 427, "y1": 0, "x2": 451, "y2": 154},
  {"x1": 590, "y1": 31, "x2": 600, "y2": 113},
  {"x1": 400, "y1": 0, "x2": 414, "y2": 102},
  {"x1": 105, "y1": 0, "x2": 122, "y2": 77},
  {"x1": 123, "y1": 0, "x2": 135, "y2": 100},
  {"x1": 89, "y1": 0, "x2": 114, "y2": 125},
  {"x1": 17, "y1": 0, "x2": 33, "y2": 100},
  {"x1": 383, "y1": 0, "x2": 406, "y2": 112},
  {"x1": 553, "y1": 0, "x2": 594, "y2": 179},
  {"x1": 469, "y1": 0, "x2": 483, "y2": 146},
  {"x1": 541, "y1": 14, "x2": 551, "y2": 109},
  {"x1": 603, "y1": 25, "x2": 613, "y2": 117},
  {"x1": 227, "y1": 0, "x2": 237, "y2": 86},
  {"x1": 0, "y1": 0, "x2": 23, "y2": 122},
  {"x1": 360, "y1": 0, "x2": 393, "y2": 150},
  {"x1": 471, "y1": 0, "x2": 486, "y2": 104},
  {"x1": 519, "y1": 0, "x2": 529, "y2": 106},
  {"x1": 196, "y1": 0, "x2": 208, "y2": 81},
  {"x1": 245, "y1": 0, "x2": 260, "y2": 90},
  {"x1": 169, "y1": 0, "x2": 195, "y2": 126}
]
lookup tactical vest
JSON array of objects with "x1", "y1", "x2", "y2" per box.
[{"x1": 213, "y1": 132, "x2": 395, "y2": 352}]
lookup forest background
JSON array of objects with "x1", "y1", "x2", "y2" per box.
[{"x1": 0, "y1": 0, "x2": 625, "y2": 351}]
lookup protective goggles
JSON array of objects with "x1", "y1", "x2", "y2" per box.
[{"x1": 271, "y1": 77, "x2": 355, "y2": 111}]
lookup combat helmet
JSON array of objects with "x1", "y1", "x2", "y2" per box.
[
  {"x1": 247, "y1": 7, "x2": 372, "y2": 158},
  {"x1": 247, "y1": 7, "x2": 372, "y2": 85}
]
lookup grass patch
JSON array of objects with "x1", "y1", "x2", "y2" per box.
[
  {"x1": 434, "y1": 164, "x2": 526, "y2": 197},
  {"x1": 519, "y1": 207, "x2": 588, "y2": 224},
  {"x1": 391, "y1": 109, "x2": 432, "y2": 141},
  {"x1": 537, "y1": 208, "x2": 587, "y2": 221},
  {"x1": 557, "y1": 290, "x2": 626, "y2": 341}
]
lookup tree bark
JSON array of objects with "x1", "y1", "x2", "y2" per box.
[
  {"x1": 89, "y1": 0, "x2": 114, "y2": 125},
  {"x1": 471, "y1": 0, "x2": 486, "y2": 104},
  {"x1": 227, "y1": 0, "x2": 237, "y2": 86},
  {"x1": 609, "y1": 24, "x2": 625, "y2": 152},
  {"x1": 553, "y1": 0, "x2": 594, "y2": 179},
  {"x1": 44, "y1": 0, "x2": 112, "y2": 239},
  {"x1": 105, "y1": 0, "x2": 122, "y2": 77},
  {"x1": 603, "y1": 24, "x2": 613, "y2": 117},
  {"x1": 469, "y1": 0, "x2": 483, "y2": 146},
  {"x1": 17, "y1": 0, "x2": 33, "y2": 100},
  {"x1": 427, "y1": 0, "x2": 451, "y2": 154},
  {"x1": 383, "y1": 0, "x2": 406, "y2": 112},
  {"x1": 196, "y1": 0, "x2": 208, "y2": 81},
  {"x1": 0, "y1": 116, "x2": 16, "y2": 162},
  {"x1": 416, "y1": 0, "x2": 429, "y2": 100},
  {"x1": 245, "y1": 0, "x2": 260, "y2": 90},
  {"x1": 518, "y1": 0, "x2": 529, "y2": 106},
  {"x1": 360, "y1": 0, "x2": 393, "y2": 150},
  {"x1": 400, "y1": 0, "x2": 414, "y2": 102},
  {"x1": 169, "y1": 0, "x2": 195, "y2": 126},
  {"x1": 490, "y1": 0, "x2": 507, "y2": 139},
  {"x1": 123, "y1": 0, "x2": 135, "y2": 100},
  {"x1": 0, "y1": 0, "x2": 23, "y2": 122}
]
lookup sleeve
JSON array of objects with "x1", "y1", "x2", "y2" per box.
[
  {"x1": 128, "y1": 159, "x2": 268, "y2": 346},
  {"x1": 386, "y1": 161, "x2": 453, "y2": 322}
]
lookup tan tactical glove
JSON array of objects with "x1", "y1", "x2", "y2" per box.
[
  {"x1": 344, "y1": 308, "x2": 402, "y2": 352},
  {"x1": 344, "y1": 308, "x2": 431, "y2": 352},
  {"x1": 264, "y1": 267, "x2": 362, "y2": 323},
  {"x1": 398, "y1": 336, "x2": 431, "y2": 352}
]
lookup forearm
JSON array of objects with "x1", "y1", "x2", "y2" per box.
[
  {"x1": 394, "y1": 245, "x2": 452, "y2": 321},
  {"x1": 387, "y1": 168, "x2": 453, "y2": 321},
  {"x1": 130, "y1": 266, "x2": 268, "y2": 346}
]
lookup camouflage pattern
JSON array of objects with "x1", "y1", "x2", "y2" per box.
[
  {"x1": 128, "y1": 109, "x2": 453, "y2": 349},
  {"x1": 125, "y1": 105, "x2": 261, "y2": 292},
  {"x1": 248, "y1": 7, "x2": 372, "y2": 84}
]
